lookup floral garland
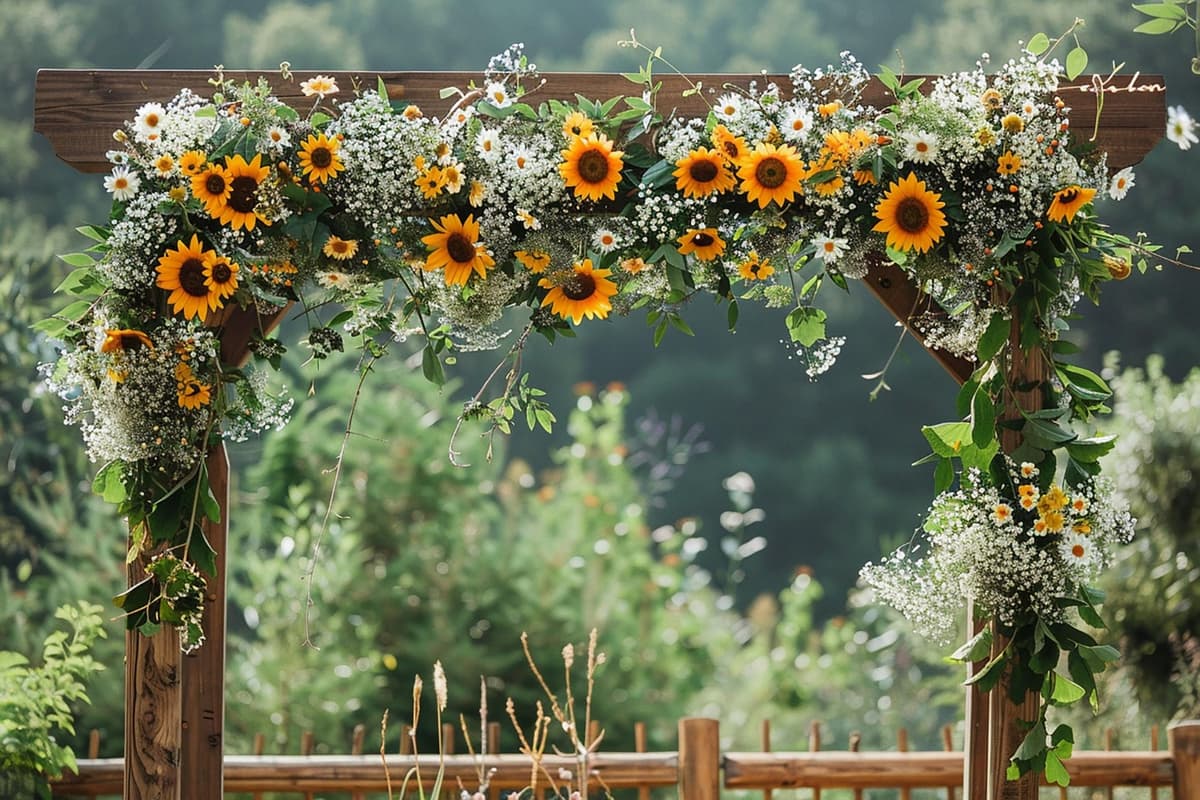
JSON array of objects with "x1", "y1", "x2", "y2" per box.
[{"x1": 38, "y1": 34, "x2": 1184, "y2": 784}]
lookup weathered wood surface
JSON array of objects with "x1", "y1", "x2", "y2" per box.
[
  {"x1": 35, "y1": 69, "x2": 1164, "y2": 173},
  {"x1": 123, "y1": 621, "x2": 181, "y2": 799},
  {"x1": 678, "y1": 717, "x2": 721, "y2": 800},
  {"x1": 52, "y1": 748, "x2": 1178, "y2": 795},
  {"x1": 1170, "y1": 721, "x2": 1200, "y2": 800}
]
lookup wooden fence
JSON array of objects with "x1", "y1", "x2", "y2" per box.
[{"x1": 51, "y1": 718, "x2": 1199, "y2": 798}]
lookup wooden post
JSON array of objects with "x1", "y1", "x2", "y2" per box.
[
  {"x1": 809, "y1": 720, "x2": 822, "y2": 800},
  {"x1": 677, "y1": 718, "x2": 720, "y2": 800},
  {"x1": 1169, "y1": 720, "x2": 1200, "y2": 800},
  {"x1": 124, "y1": 582, "x2": 182, "y2": 798},
  {"x1": 635, "y1": 721, "x2": 650, "y2": 800}
]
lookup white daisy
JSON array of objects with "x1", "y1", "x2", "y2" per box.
[
  {"x1": 442, "y1": 162, "x2": 466, "y2": 194},
  {"x1": 103, "y1": 166, "x2": 140, "y2": 201},
  {"x1": 483, "y1": 81, "x2": 512, "y2": 109},
  {"x1": 317, "y1": 271, "x2": 352, "y2": 289},
  {"x1": 510, "y1": 143, "x2": 535, "y2": 171},
  {"x1": 1108, "y1": 167, "x2": 1135, "y2": 200},
  {"x1": 1059, "y1": 532, "x2": 1096, "y2": 568},
  {"x1": 1167, "y1": 105, "x2": 1198, "y2": 150},
  {"x1": 593, "y1": 228, "x2": 618, "y2": 253},
  {"x1": 105, "y1": 149, "x2": 129, "y2": 165},
  {"x1": 780, "y1": 105, "x2": 814, "y2": 143},
  {"x1": 902, "y1": 130, "x2": 939, "y2": 163},
  {"x1": 300, "y1": 75, "x2": 338, "y2": 99},
  {"x1": 812, "y1": 234, "x2": 848, "y2": 263},
  {"x1": 713, "y1": 93, "x2": 744, "y2": 122},
  {"x1": 264, "y1": 125, "x2": 291, "y2": 151},
  {"x1": 476, "y1": 128, "x2": 502, "y2": 163},
  {"x1": 135, "y1": 102, "x2": 166, "y2": 138},
  {"x1": 1020, "y1": 99, "x2": 1038, "y2": 119}
]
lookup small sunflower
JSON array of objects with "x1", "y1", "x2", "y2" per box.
[
  {"x1": 179, "y1": 150, "x2": 208, "y2": 177},
  {"x1": 677, "y1": 228, "x2": 726, "y2": 261},
  {"x1": 216, "y1": 153, "x2": 272, "y2": 231},
  {"x1": 620, "y1": 256, "x2": 649, "y2": 274},
  {"x1": 737, "y1": 143, "x2": 806, "y2": 209},
  {"x1": 981, "y1": 88, "x2": 1004, "y2": 112},
  {"x1": 737, "y1": 252, "x2": 775, "y2": 281},
  {"x1": 1001, "y1": 113, "x2": 1024, "y2": 133},
  {"x1": 298, "y1": 132, "x2": 345, "y2": 185},
  {"x1": 323, "y1": 236, "x2": 359, "y2": 261},
  {"x1": 1047, "y1": 185, "x2": 1096, "y2": 223},
  {"x1": 871, "y1": 172, "x2": 948, "y2": 253},
  {"x1": 817, "y1": 100, "x2": 843, "y2": 117},
  {"x1": 152, "y1": 154, "x2": 176, "y2": 178},
  {"x1": 421, "y1": 214, "x2": 495, "y2": 285},
  {"x1": 673, "y1": 147, "x2": 735, "y2": 198},
  {"x1": 203, "y1": 252, "x2": 240, "y2": 303},
  {"x1": 560, "y1": 134, "x2": 624, "y2": 201},
  {"x1": 538, "y1": 259, "x2": 618, "y2": 324},
  {"x1": 100, "y1": 329, "x2": 154, "y2": 354},
  {"x1": 515, "y1": 250, "x2": 552, "y2": 274},
  {"x1": 562, "y1": 111, "x2": 595, "y2": 140},
  {"x1": 710, "y1": 124, "x2": 750, "y2": 166},
  {"x1": 415, "y1": 166, "x2": 447, "y2": 199},
  {"x1": 468, "y1": 180, "x2": 487, "y2": 207},
  {"x1": 191, "y1": 163, "x2": 231, "y2": 213},
  {"x1": 997, "y1": 150, "x2": 1022, "y2": 175},
  {"x1": 175, "y1": 363, "x2": 212, "y2": 410},
  {"x1": 156, "y1": 234, "x2": 219, "y2": 321}
]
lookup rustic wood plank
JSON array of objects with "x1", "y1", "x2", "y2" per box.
[
  {"x1": 34, "y1": 69, "x2": 1164, "y2": 173},
  {"x1": 123, "y1": 620, "x2": 181, "y2": 799},
  {"x1": 1170, "y1": 721, "x2": 1200, "y2": 800},
  {"x1": 678, "y1": 718, "x2": 720, "y2": 800}
]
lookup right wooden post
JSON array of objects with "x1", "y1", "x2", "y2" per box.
[
  {"x1": 678, "y1": 717, "x2": 720, "y2": 800},
  {"x1": 1170, "y1": 720, "x2": 1200, "y2": 799}
]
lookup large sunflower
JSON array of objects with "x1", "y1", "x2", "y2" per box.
[
  {"x1": 676, "y1": 228, "x2": 726, "y2": 261},
  {"x1": 538, "y1": 259, "x2": 617, "y2": 324},
  {"x1": 216, "y1": 153, "x2": 272, "y2": 231},
  {"x1": 298, "y1": 132, "x2": 345, "y2": 185},
  {"x1": 871, "y1": 172, "x2": 948, "y2": 253},
  {"x1": 1046, "y1": 185, "x2": 1096, "y2": 223},
  {"x1": 673, "y1": 147, "x2": 735, "y2": 198},
  {"x1": 203, "y1": 252, "x2": 240, "y2": 303},
  {"x1": 559, "y1": 134, "x2": 624, "y2": 202},
  {"x1": 421, "y1": 214, "x2": 495, "y2": 285},
  {"x1": 191, "y1": 163, "x2": 231, "y2": 215},
  {"x1": 737, "y1": 143, "x2": 806, "y2": 209},
  {"x1": 156, "y1": 235, "x2": 221, "y2": 321}
]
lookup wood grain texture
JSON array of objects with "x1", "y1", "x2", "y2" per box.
[
  {"x1": 1169, "y1": 721, "x2": 1200, "y2": 800},
  {"x1": 123, "y1": 619, "x2": 181, "y2": 799},
  {"x1": 34, "y1": 69, "x2": 1164, "y2": 173},
  {"x1": 678, "y1": 718, "x2": 721, "y2": 800}
]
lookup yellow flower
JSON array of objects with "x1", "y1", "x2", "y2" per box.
[
  {"x1": 562, "y1": 111, "x2": 595, "y2": 140},
  {"x1": 975, "y1": 127, "x2": 998, "y2": 147},
  {"x1": 468, "y1": 180, "x2": 487, "y2": 207},
  {"x1": 560, "y1": 134, "x2": 624, "y2": 201},
  {"x1": 1047, "y1": 185, "x2": 1096, "y2": 223},
  {"x1": 673, "y1": 147, "x2": 735, "y2": 198},
  {"x1": 421, "y1": 214, "x2": 495, "y2": 285},
  {"x1": 1037, "y1": 485, "x2": 1069, "y2": 515},
  {"x1": 981, "y1": 88, "x2": 1004, "y2": 111},
  {"x1": 415, "y1": 166, "x2": 447, "y2": 199},
  {"x1": 323, "y1": 236, "x2": 359, "y2": 261},
  {"x1": 175, "y1": 363, "x2": 211, "y2": 410},
  {"x1": 737, "y1": 143, "x2": 806, "y2": 209},
  {"x1": 300, "y1": 74, "x2": 339, "y2": 99},
  {"x1": 156, "y1": 235, "x2": 221, "y2": 321},
  {"x1": 538, "y1": 259, "x2": 618, "y2": 324},
  {"x1": 997, "y1": 150, "x2": 1022, "y2": 175},
  {"x1": 1001, "y1": 113, "x2": 1024, "y2": 133},
  {"x1": 620, "y1": 257, "x2": 649, "y2": 274},
  {"x1": 872, "y1": 172, "x2": 947, "y2": 253},
  {"x1": 216, "y1": 153, "x2": 272, "y2": 231},
  {"x1": 203, "y1": 252, "x2": 239, "y2": 302},
  {"x1": 191, "y1": 163, "x2": 230, "y2": 215},
  {"x1": 817, "y1": 100, "x2": 842, "y2": 117},
  {"x1": 676, "y1": 228, "x2": 726, "y2": 261},
  {"x1": 737, "y1": 251, "x2": 775, "y2": 281},
  {"x1": 1103, "y1": 255, "x2": 1131, "y2": 280},
  {"x1": 710, "y1": 124, "x2": 750, "y2": 166},
  {"x1": 1040, "y1": 510, "x2": 1065, "y2": 533},
  {"x1": 100, "y1": 329, "x2": 154, "y2": 354},
  {"x1": 515, "y1": 249, "x2": 551, "y2": 274},
  {"x1": 298, "y1": 132, "x2": 344, "y2": 185},
  {"x1": 992, "y1": 503, "x2": 1012, "y2": 523},
  {"x1": 179, "y1": 150, "x2": 207, "y2": 177}
]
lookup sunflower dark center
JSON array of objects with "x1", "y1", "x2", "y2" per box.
[
  {"x1": 228, "y1": 177, "x2": 259, "y2": 213},
  {"x1": 1058, "y1": 188, "x2": 1080, "y2": 204},
  {"x1": 446, "y1": 233, "x2": 477, "y2": 264},
  {"x1": 721, "y1": 141, "x2": 740, "y2": 159},
  {"x1": 562, "y1": 273, "x2": 597, "y2": 301},
  {"x1": 205, "y1": 173, "x2": 227, "y2": 195},
  {"x1": 120, "y1": 334, "x2": 146, "y2": 349},
  {"x1": 748, "y1": 262, "x2": 761, "y2": 274},
  {"x1": 310, "y1": 147, "x2": 333, "y2": 169},
  {"x1": 755, "y1": 157, "x2": 787, "y2": 189},
  {"x1": 180, "y1": 260, "x2": 209, "y2": 297},
  {"x1": 895, "y1": 197, "x2": 930, "y2": 233},
  {"x1": 577, "y1": 149, "x2": 611, "y2": 184},
  {"x1": 692, "y1": 232, "x2": 715, "y2": 247},
  {"x1": 689, "y1": 159, "x2": 720, "y2": 183},
  {"x1": 210, "y1": 261, "x2": 233, "y2": 284}
]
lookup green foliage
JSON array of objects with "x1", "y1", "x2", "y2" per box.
[{"x1": 0, "y1": 602, "x2": 106, "y2": 798}]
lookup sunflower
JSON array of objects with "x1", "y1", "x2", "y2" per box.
[
  {"x1": 323, "y1": 236, "x2": 359, "y2": 261},
  {"x1": 997, "y1": 150, "x2": 1022, "y2": 175},
  {"x1": 415, "y1": 166, "x2": 447, "y2": 199},
  {"x1": 152, "y1": 154, "x2": 176, "y2": 178},
  {"x1": 737, "y1": 143, "x2": 806, "y2": 209},
  {"x1": 203, "y1": 252, "x2": 239, "y2": 302},
  {"x1": 673, "y1": 147, "x2": 735, "y2": 198},
  {"x1": 515, "y1": 250, "x2": 552, "y2": 274},
  {"x1": 737, "y1": 251, "x2": 775, "y2": 281},
  {"x1": 216, "y1": 153, "x2": 272, "y2": 231},
  {"x1": 100, "y1": 328, "x2": 154, "y2": 354},
  {"x1": 421, "y1": 214, "x2": 495, "y2": 285},
  {"x1": 710, "y1": 124, "x2": 750, "y2": 166},
  {"x1": 560, "y1": 134, "x2": 624, "y2": 201},
  {"x1": 871, "y1": 172, "x2": 948, "y2": 253},
  {"x1": 538, "y1": 259, "x2": 617, "y2": 324},
  {"x1": 1046, "y1": 185, "x2": 1096, "y2": 223},
  {"x1": 298, "y1": 132, "x2": 345, "y2": 185},
  {"x1": 619, "y1": 257, "x2": 649, "y2": 274},
  {"x1": 156, "y1": 234, "x2": 221, "y2": 321},
  {"x1": 562, "y1": 111, "x2": 595, "y2": 140},
  {"x1": 191, "y1": 163, "x2": 230, "y2": 214},
  {"x1": 175, "y1": 363, "x2": 211, "y2": 410},
  {"x1": 677, "y1": 228, "x2": 726, "y2": 261}
]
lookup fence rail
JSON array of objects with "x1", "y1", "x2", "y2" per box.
[{"x1": 51, "y1": 719, "x2": 1199, "y2": 797}]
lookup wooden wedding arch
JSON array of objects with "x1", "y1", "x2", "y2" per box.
[{"x1": 34, "y1": 67, "x2": 1169, "y2": 800}]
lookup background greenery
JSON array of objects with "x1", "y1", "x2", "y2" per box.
[{"x1": 2, "y1": 0, "x2": 1198, "y2": 786}]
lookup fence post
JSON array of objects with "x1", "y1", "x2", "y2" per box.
[
  {"x1": 1169, "y1": 720, "x2": 1200, "y2": 799},
  {"x1": 678, "y1": 718, "x2": 720, "y2": 800}
]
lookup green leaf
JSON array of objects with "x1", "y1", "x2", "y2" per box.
[
  {"x1": 949, "y1": 626, "x2": 993, "y2": 662},
  {"x1": 668, "y1": 313, "x2": 695, "y2": 336},
  {"x1": 963, "y1": 647, "x2": 1008, "y2": 691},
  {"x1": 0, "y1": 651, "x2": 29, "y2": 671},
  {"x1": 976, "y1": 313, "x2": 1010, "y2": 362},
  {"x1": 1133, "y1": 2, "x2": 1188, "y2": 20},
  {"x1": 934, "y1": 457, "x2": 954, "y2": 493},
  {"x1": 1044, "y1": 751, "x2": 1071, "y2": 787},
  {"x1": 970, "y1": 388, "x2": 995, "y2": 449},
  {"x1": 1065, "y1": 47, "x2": 1088, "y2": 80},
  {"x1": 421, "y1": 345, "x2": 446, "y2": 386},
  {"x1": 376, "y1": 75, "x2": 389, "y2": 100},
  {"x1": 785, "y1": 307, "x2": 827, "y2": 347},
  {"x1": 1027, "y1": 32, "x2": 1051, "y2": 56},
  {"x1": 1046, "y1": 673, "x2": 1087, "y2": 705},
  {"x1": 1014, "y1": 720, "x2": 1047, "y2": 761},
  {"x1": 75, "y1": 225, "x2": 109, "y2": 243},
  {"x1": 1134, "y1": 17, "x2": 1181, "y2": 34},
  {"x1": 92, "y1": 461, "x2": 126, "y2": 505},
  {"x1": 190, "y1": 529, "x2": 218, "y2": 578},
  {"x1": 1065, "y1": 435, "x2": 1117, "y2": 463},
  {"x1": 727, "y1": 300, "x2": 739, "y2": 331}
]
